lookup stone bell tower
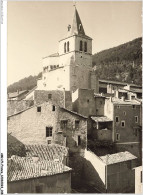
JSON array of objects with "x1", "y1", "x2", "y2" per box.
[{"x1": 59, "y1": 7, "x2": 98, "y2": 92}]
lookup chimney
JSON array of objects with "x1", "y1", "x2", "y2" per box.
[
  {"x1": 121, "y1": 96, "x2": 125, "y2": 101},
  {"x1": 32, "y1": 156, "x2": 39, "y2": 163},
  {"x1": 109, "y1": 97, "x2": 112, "y2": 102},
  {"x1": 115, "y1": 90, "x2": 119, "y2": 98}
]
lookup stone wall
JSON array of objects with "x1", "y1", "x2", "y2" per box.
[
  {"x1": 8, "y1": 171, "x2": 71, "y2": 193},
  {"x1": 34, "y1": 90, "x2": 72, "y2": 110},
  {"x1": 7, "y1": 100, "x2": 34, "y2": 116},
  {"x1": 8, "y1": 102, "x2": 87, "y2": 148}
]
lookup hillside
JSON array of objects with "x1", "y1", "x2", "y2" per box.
[
  {"x1": 8, "y1": 37, "x2": 142, "y2": 93},
  {"x1": 8, "y1": 72, "x2": 42, "y2": 93},
  {"x1": 92, "y1": 37, "x2": 142, "y2": 85}
]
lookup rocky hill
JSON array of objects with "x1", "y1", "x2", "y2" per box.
[{"x1": 92, "y1": 37, "x2": 142, "y2": 85}]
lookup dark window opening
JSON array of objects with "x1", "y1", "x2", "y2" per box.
[
  {"x1": 84, "y1": 42, "x2": 87, "y2": 52},
  {"x1": 48, "y1": 140, "x2": 51, "y2": 144},
  {"x1": 80, "y1": 41, "x2": 83, "y2": 51},
  {"x1": 37, "y1": 107, "x2": 41, "y2": 112},
  {"x1": 116, "y1": 116, "x2": 119, "y2": 123},
  {"x1": 123, "y1": 111, "x2": 126, "y2": 115},
  {"x1": 46, "y1": 127, "x2": 52, "y2": 137},
  {"x1": 36, "y1": 185, "x2": 43, "y2": 193},
  {"x1": 60, "y1": 120, "x2": 68, "y2": 129},
  {"x1": 78, "y1": 135, "x2": 81, "y2": 146},
  {"x1": 116, "y1": 133, "x2": 120, "y2": 141},
  {"x1": 135, "y1": 116, "x2": 138, "y2": 123},
  {"x1": 132, "y1": 105, "x2": 136, "y2": 109},
  {"x1": 48, "y1": 94, "x2": 52, "y2": 100},
  {"x1": 52, "y1": 105, "x2": 55, "y2": 111},
  {"x1": 67, "y1": 41, "x2": 69, "y2": 52},
  {"x1": 64, "y1": 42, "x2": 66, "y2": 53},
  {"x1": 75, "y1": 120, "x2": 80, "y2": 129},
  {"x1": 117, "y1": 105, "x2": 120, "y2": 109},
  {"x1": 121, "y1": 121, "x2": 125, "y2": 127},
  {"x1": 87, "y1": 99, "x2": 89, "y2": 103}
]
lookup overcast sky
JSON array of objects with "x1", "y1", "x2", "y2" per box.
[{"x1": 7, "y1": 1, "x2": 142, "y2": 85}]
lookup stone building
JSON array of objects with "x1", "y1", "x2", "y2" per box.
[
  {"x1": 84, "y1": 150, "x2": 137, "y2": 193},
  {"x1": 8, "y1": 151, "x2": 71, "y2": 193},
  {"x1": 104, "y1": 97, "x2": 142, "y2": 161},
  {"x1": 36, "y1": 7, "x2": 98, "y2": 93},
  {"x1": 8, "y1": 101, "x2": 87, "y2": 154},
  {"x1": 7, "y1": 90, "x2": 29, "y2": 100}
]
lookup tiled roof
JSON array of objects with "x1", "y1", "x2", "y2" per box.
[
  {"x1": 100, "y1": 151, "x2": 137, "y2": 165},
  {"x1": 8, "y1": 155, "x2": 71, "y2": 182},
  {"x1": 43, "y1": 53, "x2": 59, "y2": 59},
  {"x1": 99, "y1": 79, "x2": 141, "y2": 87},
  {"x1": 91, "y1": 116, "x2": 112, "y2": 122},
  {"x1": 8, "y1": 90, "x2": 28, "y2": 98},
  {"x1": 60, "y1": 107, "x2": 88, "y2": 119},
  {"x1": 25, "y1": 144, "x2": 68, "y2": 162},
  {"x1": 110, "y1": 97, "x2": 141, "y2": 105}
]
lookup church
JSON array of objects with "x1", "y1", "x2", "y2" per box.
[{"x1": 37, "y1": 7, "x2": 99, "y2": 93}]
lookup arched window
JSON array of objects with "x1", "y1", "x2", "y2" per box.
[
  {"x1": 84, "y1": 42, "x2": 87, "y2": 52},
  {"x1": 67, "y1": 41, "x2": 69, "y2": 52},
  {"x1": 64, "y1": 42, "x2": 66, "y2": 53},
  {"x1": 80, "y1": 40, "x2": 83, "y2": 51}
]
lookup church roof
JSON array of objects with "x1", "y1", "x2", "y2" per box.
[{"x1": 70, "y1": 7, "x2": 85, "y2": 36}]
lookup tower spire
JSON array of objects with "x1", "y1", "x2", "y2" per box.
[{"x1": 70, "y1": 5, "x2": 85, "y2": 36}]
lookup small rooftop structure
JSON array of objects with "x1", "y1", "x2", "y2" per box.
[
  {"x1": 91, "y1": 116, "x2": 112, "y2": 123},
  {"x1": 8, "y1": 90, "x2": 29, "y2": 99},
  {"x1": 100, "y1": 151, "x2": 137, "y2": 165}
]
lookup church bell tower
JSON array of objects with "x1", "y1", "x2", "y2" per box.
[{"x1": 59, "y1": 7, "x2": 95, "y2": 92}]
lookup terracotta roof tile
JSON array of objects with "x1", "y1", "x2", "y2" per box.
[{"x1": 100, "y1": 151, "x2": 137, "y2": 165}]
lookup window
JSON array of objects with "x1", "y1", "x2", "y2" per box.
[
  {"x1": 132, "y1": 105, "x2": 136, "y2": 109},
  {"x1": 87, "y1": 99, "x2": 89, "y2": 103},
  {"x1": 75, "y1": 120, "x2": 80, "y2": 129},
  {"x1": 116, "y1": 133, "x2": 120, "y2": 141},
  {"x1": 48, "y1": 94, "x2": 52, "y2": 100},
  {"x1": 60, "y1": 120, "x2": 68, "y2": 129},
  {"x1": 78, "y1": 135, "x2": 81, "y2": 146},
  {"x1": 135, "y1": 116, "x2": 138, "y2": 123},
  {"x1": 123, "y1": 111, "x2": 126, "y2": 116},
  {"x1": 115, "y1": 116, "x2": 119, "y2": 123},
  {"x1": 117, "y1": 105, "x2": 120, "y2": 109},
  {"x1": 80, "y1": 40, "x2": 83, "y2": 51},
  {"x1": 67, "y1": 41, "x2": 70, "y2": 52},
  {"x1": 47, "y1": 140, "x2": 51, "y2": 145},
  {"x1": 46, "y1": 127, "x2": 52, "y2": 137},
  {"x1": 121, "y1": 120, "x2": 125, "y2": 127},
  {"x1": 64, "y1": 42, "x2": 66, "y2": 53},
  {"x1": 84, "y1": 42, "x2": 87, "y2": 52},
  {"x1": 37, "y1": 107, "x2": 41, "y2": 112},
  {"x1": 52, "y1": 105, "x2": 55, "y2": 111}
]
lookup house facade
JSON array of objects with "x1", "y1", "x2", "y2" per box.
[{"x1": 8, "y1": 102, "x2": 87, "y2": 154}]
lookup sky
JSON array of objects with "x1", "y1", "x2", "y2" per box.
[{"x1": 7, "y1": 1, "x2": 142, "y2": 85}]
